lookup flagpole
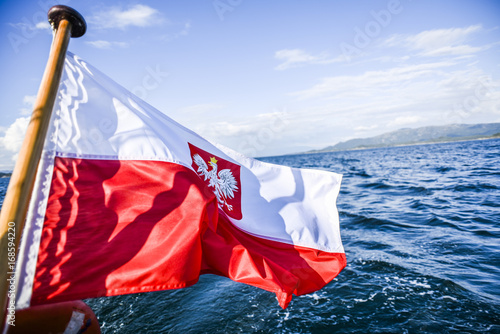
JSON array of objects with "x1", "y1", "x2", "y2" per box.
[{"x1": 0, "y1": 5, "x2": 85, "y2": 330}]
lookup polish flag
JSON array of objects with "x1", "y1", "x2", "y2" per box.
[{"x1": 15, "y1": 53, "x2": 345, "y2": 309}]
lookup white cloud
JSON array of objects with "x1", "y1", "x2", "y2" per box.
[
  {"x1": 274, "y1": 49, "x2": 344, "y2": 70},
  {"x1": 292, "y1": 61, "x2": 456, "y2": 100},
  {"x1": 387, "y1": 116, "x2": 422, "y2": 127},
  {"x1": 90, "y1": 4, "x2": 165, "y2": 29},
  {"x1": 8, "y1": 21, "x2": 51, "y2": 34},
  {"x1": 35, "y1": 21, "x2": 50, "y2": 30},
  {"x1": 0, "y1": 98, "x2": 37, "y2": 169},
  {"x1": 420, "y1": 45, "x2": 484, "y2": 57},
  {"x1": 20, "y1": 95, "x2": 36, "y2": 116},
  {"x1": 0, "y1": 117, "x2": 30, "y2": 170},
  {"x1": 196, "y1": 111, "x2": 289, "y2": 138},
  {"x1": 282, "y1": 61, "x2": 500, "y2": 149},
  {"x1": 86, "y1": 40, "x2": 129, "y2": 49},
  {"x1": 2, "y1": 117, "x2": 29, "y2": 156},
  {"x1": 197, "y1": 121, "x2": 252, "y2": 138},
  {"x1": 355, "y1": 124, "x2": 379, "y2": 131},
  {"x1": 407, "y1": 25, "x2": 481, "y2": 50},
  {"x1": 193, "y1": 110, "x2": 290, "y2": 156},
  {"x1": 384, "y1": 25, "x2": 486, "y2": 57},
  {"x1": 173, "y1": 103, "x2": 226, "y2": 127},
  {"x1": 268, "y1": 25, "x2": 497, "y2": 151},
  {"x1": 178, "y1": 103, "x2": 224, "y2": 115}
]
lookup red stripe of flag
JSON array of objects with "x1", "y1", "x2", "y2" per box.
[{"x1": 32, "y1": 157, "x2": 345, "y2": 308}]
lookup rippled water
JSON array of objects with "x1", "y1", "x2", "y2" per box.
[{"x1": 3, "y1": 139, "x2": 499, "y2": 333}]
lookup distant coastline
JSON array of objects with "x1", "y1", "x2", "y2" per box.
[
  {"x1": 304, "y1": 123, "x2": 500, "y2": 154},
  {"x1": 2, "y1": 124, "x2": 499, "y2": 172},
  {"x1": 306, "y1": 134, "x2": 500, "y2": 154}
]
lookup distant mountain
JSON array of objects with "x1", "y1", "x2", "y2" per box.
[{"x1": 309, "y1": 123, "x2": 500, "y2": 153}]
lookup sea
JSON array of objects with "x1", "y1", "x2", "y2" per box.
[{"x1": 1, "y1": 138, "x2": 499, "y2": 333}]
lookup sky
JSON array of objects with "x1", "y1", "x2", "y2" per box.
[{"x1": 0, "y1": 0, "x2": 499, "y2": 170}]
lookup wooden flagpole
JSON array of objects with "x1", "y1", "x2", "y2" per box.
[{"x1": 0, "y1": 5, "x2": 86, "y2": 330}]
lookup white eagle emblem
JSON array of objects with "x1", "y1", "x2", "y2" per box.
[{"x1": 193, "y1": 154, "x2": 239, "y2": 211}]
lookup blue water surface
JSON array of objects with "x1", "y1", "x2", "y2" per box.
[{"x1": 4, "y1": 139, "x2": 499, "y2": 333}]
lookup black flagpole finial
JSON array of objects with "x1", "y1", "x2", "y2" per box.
[{"x1": 48, "y1": 5, "x2": 86, "y2": 38}]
